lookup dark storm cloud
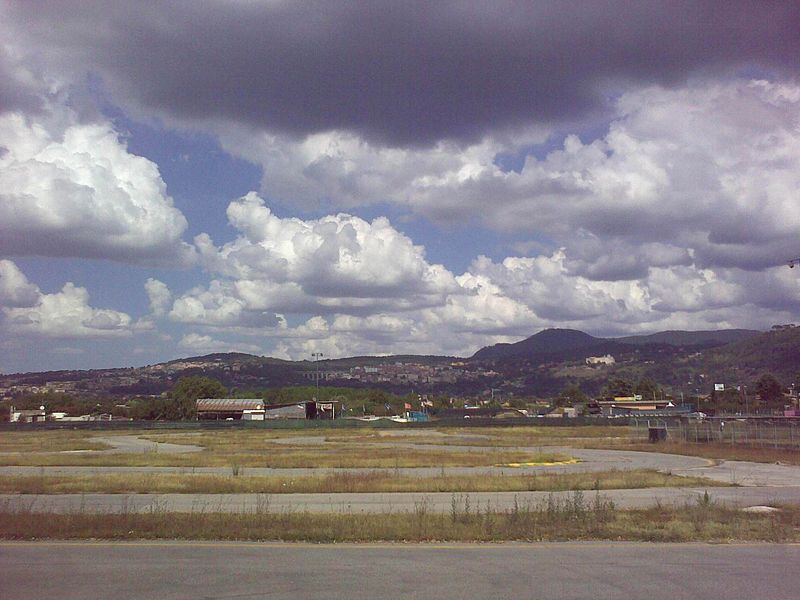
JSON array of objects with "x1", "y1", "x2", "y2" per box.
[{"x1": 6, "y1": 0, "x2": 800, "y2": 146}]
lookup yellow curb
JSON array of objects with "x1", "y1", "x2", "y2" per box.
[{"x1": 495, "y1": 458, "x2": 580, "y2": 467}]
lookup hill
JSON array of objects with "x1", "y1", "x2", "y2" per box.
[
  {"x1": 614, "y1": 329, "x2": 760, "y2": 347},
  {"x1": 3, "y1": 327, "x2": 796, "y2": 402},
  {"x1": 701, "y1": 326, "x2": 800, "y2": 383},
  {"x1": 171, "y1": 353, "x2": 292, "y2": 366},
  {"x1": 471, "y1": 327, "x2": 763, "y2": 361},
  {"x1": 471, "y1": 328, "x2": 605, "y2": 360}
]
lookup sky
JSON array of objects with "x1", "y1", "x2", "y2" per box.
[{"x1": 1, "y1": 1, "x2": 800, "y2": 373}]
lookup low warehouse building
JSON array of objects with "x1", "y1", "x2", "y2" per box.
[
  {"x1": 262, "y1": 401, "x2": 339, "y2": 419},
  {"x1": 196, "y1": 399, "x2": 265, "y2": 420},
  {"x1": 196, "y1": 399, "x2": 339, "y2": 420}
]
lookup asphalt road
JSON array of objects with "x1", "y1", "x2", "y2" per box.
[{"x1": 1, "y1": 541, "x2": 798, "y2": 599}]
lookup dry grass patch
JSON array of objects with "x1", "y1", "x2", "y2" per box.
[
  {"x1": 0, "y1": 494, "x2": 794, "y2": 542},
  {"x1": 0, "y1": 431, "x2": 110, "y2": 453},
  {"x1": 600, "y1": 441, "x2": 800, "y2": 466},
  {"x1": 0, "y1": 469, "x2": 725, "y2": 495},
  {"x1": 334, "y1": 426, "x2": 631, "y2": 448},
  {"x1": 0, "y1": 445, "x2": 564, "y2": 468},
  {"x1": 1, "y1": 428, "x2": 571, "y2": 468}
]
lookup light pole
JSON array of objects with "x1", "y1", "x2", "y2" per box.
[
  {"x1": 490, "y1": 388, "x2": 500, "y2": 405},
  {"x1": 311, "y1": 352, "x2": 323, "y2": 390}
]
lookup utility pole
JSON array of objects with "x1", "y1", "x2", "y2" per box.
[{"x1": 311, "y1": 352, "x2": 323, "y2": 391}]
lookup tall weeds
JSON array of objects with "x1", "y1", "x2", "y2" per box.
[{"x1": 1, "y1": 496, "x2": 796, "y2": 543}]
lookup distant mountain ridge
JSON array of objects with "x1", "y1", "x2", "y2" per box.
[
  {"x1": 5, "y1": 326, "x2": 798, "y2": 401},
  {"x1": 174, "y1": 328, "x2": 763, "y2": 366},
  {"x1": 613, "y1": 329, "x2": 760, "y2": 347},
  {"x1": 471, "y1": 329, "x2": 604, "y2": 360},
  {"x1": 471, "y1": 327, "x2": 761, "y2": 361}
]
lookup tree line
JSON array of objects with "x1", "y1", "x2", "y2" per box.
[{"x1": 3, "y1": 371, "x2": 798, "y2": 421}]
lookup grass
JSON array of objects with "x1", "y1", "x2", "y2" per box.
[
  {"x1": 0, "y1": 428, "x2": 572, "y2": 467},
  {"x1": 0, "y1": 494, "x2": 794, "y2": 542},
  {"x1": 0, "y1": 431, "x2": 110, "y2": 453},
  {"x1": 0, "y1": 469, "x2": 726, "y2": 495},
  {"x1": 0, "y1": 447, "x2": 565, "y2": 468},
  {"x1": 330, "y1": 426, "x2": 629, "y2": 447},
  {"x1": 612, "y1": 441, "x2": 800, "y2": 466},
  {"x1": 5, "y1": 425, "x2": 798, "y2": 469}
]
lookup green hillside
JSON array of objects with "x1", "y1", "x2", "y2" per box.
[
  {"x1": 615, "y1": 329, "x2": 760, "y2": 347},
  {"x1": 471, "y1": 328, "x2": 603, "y2": 360},
  {"x1": 701, "y1": 326, "x2": 800, "y2": 384}
]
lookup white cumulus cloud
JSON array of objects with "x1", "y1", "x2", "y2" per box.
[
  {"x1": 0, "y1": 259, "x2": 40, "y2": 308},
  {"x1": 3, "y1": 283, "x2": 132, "y2": 339},
  {"x1": 0, "y1": 111, "x2": 195, "y2": 266},
  {"x1": 215, "y1": 79, "x2": 800, "y2": 278},
  {"x1": 144, "y1": 278, "x2": 172, "y2": 316},
  {"x1": 182, "y1": 192, "x2": 460, "y2": 322},
  {"x1": 1, "y1": 260, "x2": 137, "y2": 339},
  {"x1": 178, "y1": 333, "x2": 262, "y2": 355}
]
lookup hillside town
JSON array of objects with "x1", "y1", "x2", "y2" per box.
[{"x1": 4, "y1": 326, "x2": 800, "y2": 424}]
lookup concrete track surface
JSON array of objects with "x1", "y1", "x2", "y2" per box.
[
  {"x1": 5, "y1": 442, "x2": 800, "y2": 512},
  {"x1": 90, "y1": 435, "x2": 203, "y2": 454},
  {"x1": 5, "y1": 446, "x2": 800, "y2": 485},
  {"x1": 1, "y1": 541, "x2": 799, "y2": 600}
]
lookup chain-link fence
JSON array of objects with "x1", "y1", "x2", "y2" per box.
[{"x1": 632, "y1": 417, "x2": 800, "y2": 449}]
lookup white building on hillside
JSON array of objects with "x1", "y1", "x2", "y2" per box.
[{"x1": 586, "y1": 354, "x2": 615, "y2": 366}]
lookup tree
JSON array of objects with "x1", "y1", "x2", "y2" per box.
[
  {"x1": 555, "y1": 384, "x2": 588, "y2": 407},
  {"x1": 634, "y1": 377, "x2": 660, "y2": 400},
  {"x1": 601, "y1": 377, "x2": 634, "y2": 398},
  {"x1": 168, "y1": 376, "x2": 226, "y2": 420},
  {"x1": 755, "y1": 373, "x2": 783, "y2": 405}
]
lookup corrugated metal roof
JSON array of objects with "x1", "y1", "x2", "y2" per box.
[
  {"x1": 264, "y1": 404, "x2": 306, "y2": 419},
  {"x1": 196, "y1": 398, "x2": 264, "y2": 411}
]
